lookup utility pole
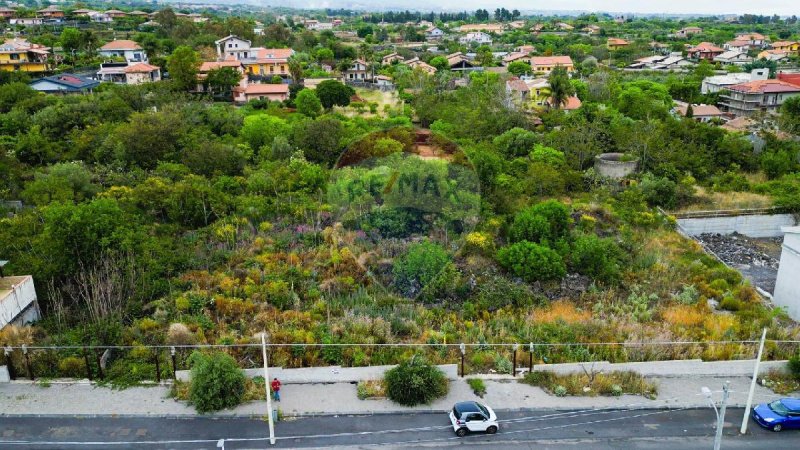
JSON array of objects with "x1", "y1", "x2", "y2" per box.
[
  {"x1": 740, "y1": 328, "x2": 767, "y2": 434},
  {"x1": 714, "y1": 382, "x2": 730, "y2": 450},
  {"x1": 261, "y1": 332, "x2": 276, "y2": 445}
]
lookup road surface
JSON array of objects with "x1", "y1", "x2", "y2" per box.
[{"x1": 1, "y1": 407, "x2": 797, "y2": 449}]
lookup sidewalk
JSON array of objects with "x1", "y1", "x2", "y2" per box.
[{"x1": 0, "y1": 375, "x2": 784, "y2": 418}]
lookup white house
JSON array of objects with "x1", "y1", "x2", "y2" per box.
[
  {"x1": 215, "y1": 35, "x2": 252, "y2": 60},
  {"x1": 701, "y1": 69, "x2": 769, "y2": 94},
  {"x1": 426, "y1": 26, "x2": 444, "y2": 40},
  {"x1": 342, "y1": 59, "x2": 371, "y2": 81},
  {"x1": 714, "y1": 50, "x2": 753, "y2": 66},
  {"x1": 98, "y1": 40, "x2": 147, "y2": 63},
  {"x1": 459, "y1": 32, "x2": 492, "y2": 45}
]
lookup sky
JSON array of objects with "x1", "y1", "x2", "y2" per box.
[{"x1": 291, "y1": 0, "x2": 797, "y2": 16}]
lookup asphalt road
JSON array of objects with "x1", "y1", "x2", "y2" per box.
[{"x1": 1, "y1": 408, "x2": 798, "y2": 449}]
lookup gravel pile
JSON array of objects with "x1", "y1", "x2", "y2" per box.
[{"x1": 695, "y1": 232, "x2": 780, "y2": 293}]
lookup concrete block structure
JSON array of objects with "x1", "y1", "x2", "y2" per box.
[
  {"x1": 594, "y1": 153, "x2": 638, "y2": 179},
  {"x1": 774, "y1": 226, "x2": 800, "y2": 320},
  {"x1": 0, "y1": 275, "x2": 40, "y2": 329}
]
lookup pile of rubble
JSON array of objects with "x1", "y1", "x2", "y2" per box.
[{"x1": 695, "y1": 232, "x2": 781, "y2": 292}]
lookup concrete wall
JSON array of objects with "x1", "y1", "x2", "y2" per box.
[
  {"x1": 176, "y1": 364, "x2": 460, "y2": 383},
  {"x1": 0, "y1": 275, "x2": 40, "y2": 329},
  {"x1": 774, "y1": 226, "x2": 800, "y2": 320},
  {"x1": 677, "y1": 213, "x2": 797, "y2": 238},
  {"x1": 533, "y1": 359, "x2": 787, "y2": 377}
]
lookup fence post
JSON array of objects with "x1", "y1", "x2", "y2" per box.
[
  {"x1": 154, "y1": 349, "x2": 161, "y2": 383},
  {"x1": 23, "y1": 345, "x2": 33, "y2": 380},
  {"x1": 82, "y1": 347, "x2": 92, "y2": 380},
  {"x1": 459, "y1": 343, "x2": 465, "y2": 377},
  {"x1": 529, "y1": 342, "x2": 534, "y2": 374},
  {"x1": 512, "y1": 344, "x2": 519, "y2": 377},
  {"x1": 171, "y1": 347, "x2": 177, "y2": 380},
  {"x1": 4, "y1": 347, "x2": 15, "y2": 380}
]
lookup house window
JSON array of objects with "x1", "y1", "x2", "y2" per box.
[{"x1": 228, "y1": 43, "x2": 233, "y2": 48}]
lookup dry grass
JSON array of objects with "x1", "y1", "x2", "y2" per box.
[
  {"x1": 521, "y1": 370, "x2": 658, "y2": 399},
  {"x1": 531, "y1": 301, "x2": 591, "y2": 324},
  {"x1": 679, "y1": 186, "x2": 773, "y2": 212},
  {"x1": 761, "y1": 369, "x2": 800, "y2": 395},
  {"x1": 357, "y1": 379, "x2": 386, "y2": 400},
  {"x1": 662, "y1": 305, "x2": 705, "y2": 328}
]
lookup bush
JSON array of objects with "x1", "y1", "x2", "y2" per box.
[
  {"x1": 497, "y1": 241, "x2": 566, "y2": 282},
  {"x1": 188, "y1": 351, "x2": 246, "y2": 413},
  {"x1": 509, "y1": 200, "x2": 572, "y2": 244},
  {"x1": 393, "y1": 241, "x2": 451, "y2": 296},
  {"x1": 639, "y1": 174, "x2": 677, "y2": 209},
  {"x1": 570, "y1": 235, "x2": 624, "y2": 283},
  {"x1": 467, "y1": 378, "x2": 487, "y2": 397},
  {"x1": 789, "y1": 353, "x2": 800, "y2": 379},
  {"x1": 384, "y1": 356, "x2": 448, "y2": 406}
]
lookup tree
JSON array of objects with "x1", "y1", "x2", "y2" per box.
[
  {"x1": 429, "y1": 56, "x2": 448, "y2": 71},
  {"x1": 493, "y1": 127, "x2": 538, "y2": 157},
  {"x1": 167, "y1": 46, "x2": 200, "y2": 92},
  {"x1": 291, "y1": 117, "x2": 343, "y2": 165},
  {"x1": 497, "y1": 241, "x2": 566, "y2": 282},
  {"x1": 475, "y1": 45, "x2": 494, "y2": 66},
  {"x1": 240, "y1": 114, "x2": 290, "y2": 153},
  {"x1": 384, "y1": 356, "x2": 448, "y2": 406},
  {"x1": 507, "y1": 61, "x2": 532, "y2": 76},
  {"x1": 188, "y1": 351, "x2": 246, "y2": 413},
  {"x1": 295, "y1": 88, "x2": 322, "y2": 117},
  {"x1": 548, "y1": 66, "x2": 575, "y2": 109},
  {"x1": 205, "y1": 67, "x2": 241, "y2": 98},
  {"x1": 315, "y1": 80, "x2": 354, "y2": 110},
  {"x1": 509, "y1": 200, "x2": 572, "y2": 244},
  {"x1": 60, "y1": 28, "x2": 81, "y2": 55},
  {"x1": 570, "y1": 235, "x2": 624, "y2": 283},
  {"x1": 288, "y1": 58, "x2": 304, "y2": 82},
  {"x1": 393, "y1": 240, "x2": 450, "y2": 297},
  {"x1": 780, "y1": 96, "x2": 800, "y2": 134},
  {"x1": 315, "y1": 48, "x2": 334, "y2": 63}
]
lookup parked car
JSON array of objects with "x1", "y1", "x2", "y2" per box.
[
  {"x1": 751, "y1": 398, "x2": 800, "y2": 431},
  {"x1": 448, "y1": 401, "x2": 499, "y2": 437}
]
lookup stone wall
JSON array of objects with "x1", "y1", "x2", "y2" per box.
[{"x1": 677, "y1": 214, "x2": 797, "y2": 238}]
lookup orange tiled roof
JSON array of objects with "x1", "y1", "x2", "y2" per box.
[
  {"x1": 729, "y1": 79, "x2": 800, "y2": 94},
  {"x1": 100, "y1": 40, "x2": 142, "y2": 51}
]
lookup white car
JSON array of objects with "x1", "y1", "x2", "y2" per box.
[{"x1": 448, "y1": 401, "x2": 499, "y2": 437}]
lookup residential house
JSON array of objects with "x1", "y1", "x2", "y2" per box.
[
  {"x1": 714, "y1": 50, "x2": 753, "y2": 66},
  {"x1": 735, "y1": 32, "x2": 768, "y2": 48},
  {"x1": 446, "y1": 52, "x2": 476, "y2": 71},
  {"x1": 505, "y1": 77, "x2": 531, "y2": 104},
  {"x1": 242, "y1": 48, "x2": 294, "y2": 79},
  {"x1": 104, "y1": 10, "x2": 127, "y2": 19},
  {"x1": 238, "y1": 83, "x2": 289, "y2": 103},
  {"x1": 674, "y1": 26, "x2": 702, "y2": 38},
  {"x1": 10, "y1": 17, "x2": 42, "y2": 26},
  {"x1": 308, "y1": 21, "x2": 333, "y2": 31},
  {"x1": 701, "y1": 69, "x2": 769, "y2": 94},
  {"x1": 96, "y1": 62, "x2": 131, "y2": 83},
  {"x1": 772, "y1": 41, "x2": 800, "y2": 55},
  {"x1": 1, "y1": 274, "x2": 41, "y2": 330},
  {"x1": 198, "y1": 60, "x2": 247, "y2": 98},
  {"x1": 459, "y1": 32, "x2": 492, "y2": 45},
  {"x1": 382, "y1": 52, "x2": 405, "y2": 65},
  {"x1": 215, "y1": 35, "x2": 253, "y2": 60},
  {"x1": 458, "y1": 23, "x2": 503, "y2": 34},
  {"x1": 29, "y1": 73, "x2": 99, "y2": 94},
  {"x1": 374, "y1": 75, "x2": 393, "y2": 87},
  {"x1": 687, "y1": 42, "x2": 724, "y2": 60},
  {"x1": 123, "y1": 62, "x2": 161, "y2": 84},
  {"x1": 426, "y1": 26, "x2": 444, "y2": 40},
  {"x1": 757, "y1": 49, "x2": 791, "y2": 62},
  {"x1": 674, "y1": 102, "x2": 725, "y2": 123},
  {"x1": 89, "y1": 11, "x2": 112, "y2": 23},
  {"x1": 129, "y1": 11, "x2": 149, "y2": 17},
  {"x1": 777, "y1": 72, "x2": 800, "y2": 88},
  {"x1": 37, "y1": 6, "x2": 64, "y2": 19},
  {"x1": 508, "y1": 20, "x2": 526, "y2": 30},
  {"x1": 627, "y1": 53, "x2": 694, "y2": 70},
  {"x1": 342, "y1": 59, "x2": 371, "y2": 82},
  {"x1": 720, "y1": 79, "x2": 800, "y2": 117},
  {"x1": 0, "y1": 39, "x2": 50, "y2": 73},
  {"x1": 724, "y1": 40, "x2": 753, "y2": 52},
  {"x1": 502, "y1": 52, "x2": 529, "y2": 66},
  {"x1": 529, "y1": 56, "x2": 574, "y2": 75},
  {"x1": 583, "y1": 25, "x2": 601, "y2": 34},
  {"x1": 98, "y1": 40, "x2": 147, "y2": 63},
  {"x1": 403, "y1": 57, "x2": 437, "y2": 75},
  {"x1": 506, "y1": 76, "x2": 580, "y2": 110},
  {"x1": 556, "y1": 22, "x2": 574, "y2": 31},
  {"x1": 607, "y1": 38, "x2": 629, "y2": 50},
  {"x1": 514, "y1": 45, "x2": 536, "y2": 54},
  {"x1": 0, "y1": 7, "x2": 16, "y2": 19}
]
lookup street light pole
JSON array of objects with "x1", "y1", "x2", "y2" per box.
[
  {"x1": 740, "y1": 328, "x2": 767, "y2": 434},
  {"x1": 704, "y1": 382, "x2": 730, "y2": 450},
  {"x1": 261, "y1": 332, "x2": 276, "y2": 445}
]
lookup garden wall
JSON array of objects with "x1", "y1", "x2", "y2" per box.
[
  {"x1": 176, "y1": 364, "x2": 460, "y2": 383},
  {"x1": 531, "y1": 359, "x2": 788, "y2": 377},
  {"x1": 676, "y1": 213, "x2": 796, "y2": 238}
]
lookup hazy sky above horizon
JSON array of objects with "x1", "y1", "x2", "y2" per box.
[{"x1": 299, "y1": 0, "x2": 797, "y2": 16}]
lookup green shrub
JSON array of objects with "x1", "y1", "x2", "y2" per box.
[
  {"x1": 467, "y1": 378, "x2": 487, "y2": 397},
  {"x1": 384, "y1": 356, "x2": 448, "y2": 406},
  {"x1": 554, "y1": 385, "x2": 567, "y2": 397},
  {"x1": 57, "y1": 356, "x2": 85, "y2": 378},
  {"x1": 640, "y1": 174, "x2": 677, "y2": 209},
  {"x1": 497, "y1": 241, "x2": 566, "y2": 282},
  {"x1": 570, "y1": 234, "x2": 624, "y2": 283},
  {"x1": 509, "y1": 200, "x2": 572, "y2": 244},
  {"x1": 188, "y1": 351, "x2": 246, "y2": 413},
  {"x1": 393, "y1": 241, "x2": 451, "y2": 296},
  {"x1": 494, "y1": 355, "x2": 512, "y2": 374},
  {"x1": 789, "y1": 354, "x2": 800, "y2": 379}
]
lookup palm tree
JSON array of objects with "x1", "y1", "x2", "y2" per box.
[{"x1": 547, "y1": 66, "x2": 575, "y2": 109}]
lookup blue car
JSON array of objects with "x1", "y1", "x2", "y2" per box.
[{"x1": 752, "y1": 398, "x2": 800, "y2": 432}]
